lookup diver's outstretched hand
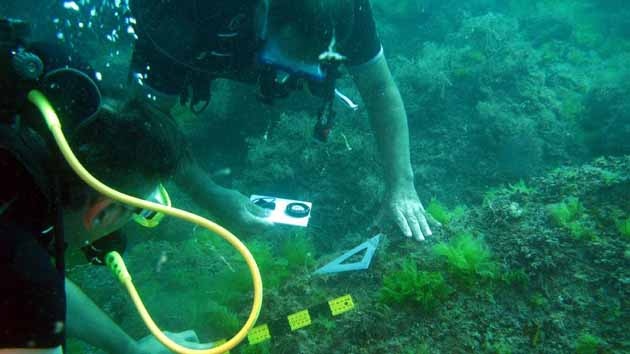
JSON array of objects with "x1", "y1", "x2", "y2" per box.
[
  {"x1": 133, "y1": 330, "x2": 215, "y2": 353},
  {"x1": 375, "y1": 184, "x2": 437, "y2": 241}
]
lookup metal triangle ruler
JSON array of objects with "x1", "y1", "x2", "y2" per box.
[{"x1": 314, "y1": 234, "x2": 381, "y2": 275}]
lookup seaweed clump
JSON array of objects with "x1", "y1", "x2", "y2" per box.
[
  {"x1": 546, "y1": 197, "x2": 596, "y2": 240},
  {"x1": 379, "y1": 259, "x2": 452, "y2": 313},
  {"x1": 433, "y1": 232, "x2": 499, "y2": 287},
  {"x1": 426, "y1": 198, "x2": 466, "y2": 226},
  {"x1": 575, "y1": 332, "x2": 607, "y2": 354},
  {"x1": 280, "y1": 231, "x2": 316, "y2": 272},
  {"x1": 616, "y1": 216, "x2": 630, "y2": 239},
  {"x1": 547, "y1": 196, "x2": 583, "y2": 226}
]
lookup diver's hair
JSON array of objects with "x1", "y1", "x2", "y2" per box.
[
  {"x1": 60, "y1": 98, "x2": 186, "y2": 209},
  {"x1": 269, "y1": 0, "x2": 355, "y2": 49}
]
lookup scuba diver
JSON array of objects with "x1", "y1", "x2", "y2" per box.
[
  {"x1": 0, "y1": 17, "x2": 205, "y2": 353},
  {"x1": 129, "y1": 0, "x2": 435, "y2": 241}
]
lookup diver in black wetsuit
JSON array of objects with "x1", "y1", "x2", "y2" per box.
[
  {"x1": 129, "y1": 0, "x2": 436, "y2": 242},
  {"x1": 0, "y1": 18, "x2": 192, "y2": 354}
]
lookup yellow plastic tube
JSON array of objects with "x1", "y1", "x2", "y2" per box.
[{"x1": 28, "y1": 90, "x2": 262, "y2": 354}]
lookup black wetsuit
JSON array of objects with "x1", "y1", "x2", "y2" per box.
[
  {"x1": 0, "y1": 150, "x2": 65, "y2": 349},
  {"x1": 129, "y1": 0, "x2": 383, "y2": 96}
]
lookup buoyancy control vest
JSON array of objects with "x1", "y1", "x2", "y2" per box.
[{"x1": 131, "y1": 0, "x2": 345, "y2": 141}]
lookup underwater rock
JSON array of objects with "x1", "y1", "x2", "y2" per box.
[{"x1": 521, "y1": 17, "x2": 573, "y2": 46}]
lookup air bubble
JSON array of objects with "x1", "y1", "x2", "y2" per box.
[{"x1": 63, "y1": 1, "x2": 79, "y2": 11}]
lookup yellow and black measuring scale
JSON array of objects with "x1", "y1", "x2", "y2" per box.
[
  {"x1": 248, "y1": 294, "x2": 355, "y2": 345},
  {"x1": 211, "y1": 294, "x2": 355, "y2": 352}
]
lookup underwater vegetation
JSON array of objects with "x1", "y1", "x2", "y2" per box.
[
  {"x1": 379, "y1": 259, "x2": 452, "y2": 312},
  {"x1": 426, "y1": 198, "x2": 467, "y2": 226},
  {"x1": 379, "y1": 231, "x2": 507, "y2": 315},
  {"x1": 211, "y1": 239, "x2": 290, "y2": 305},
  {"x1": 237, "y1": 341, "x2": 272, "y2": 354},
  {"x1": 280, "y1": 230, "x2": 316, "y2": 271},
  {"x1": 546, "y1": 197, "x2": 597, "y2": 240},
  {"x1": 574, "y1": 332, "x2": 607, "y2": 354},
  {"x1": 433, "y1": 232, "x2": 499, "y2": 286},
  {"x1": 507, "y1": 179, "x2": 534, "y2": 196},
  {"x1": 403, "y1": 343, "x2": 431, "y2": 354},
  {"x1": 202, "y1": 301, "x2": 241, "y2": 338},
  {"x1": 203, "y1": 230, "x2": 317, "y2": 308},
  {"x1": 615, "y1": 217, "x2": 630, "y2": 239},
  {"x1": 547, "y1": 196, "x2": 584, "y2": 226},
  {"x1": 484, "y1": 341, "x2": 514, "y2": 354}
]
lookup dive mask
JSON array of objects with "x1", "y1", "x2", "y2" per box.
[
  {"x1": 258, "y1": 36, "x2": 327, "y2": 82},
  {"x1": 131, "y1": 183, "x2": 171, "y2": 228}
]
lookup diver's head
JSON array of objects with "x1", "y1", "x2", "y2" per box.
[
  {"x1": 57, "y1": 100, "x2": 185, "y2": 247},
  {"x1": 259, "y1": 0, "x2": 354, "y2": 80}
]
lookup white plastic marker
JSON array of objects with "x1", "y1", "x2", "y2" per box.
[{"x1": 250, "y1": 195, "x2": 312, "y2": 227}]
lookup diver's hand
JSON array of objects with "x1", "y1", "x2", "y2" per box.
[
  {"x1": 213, "y1": 187, "x2": 274, "y2": 234},
  {"x1": 132, "y1": 330, "x2": 216, "y2": 353},
  {"x1": 376, "y1": 184, "x2": 436, "y2": 241},
  {"x1": 173, "y1": 162, "x2": 274, "y2": 234}
]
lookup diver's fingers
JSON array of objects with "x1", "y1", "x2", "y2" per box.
[
  {"x1": 250, "y1": 202, "x2": 272, "y2": 218},
  {"x1": 418, "y1": 216, "x2": 431, "y2": 239},
  {"x1": 408, "y1": 214, "x2": 425, "y2": 241},
  {"x1": 242, "y1": 203, "x2": 274, "y2": 227},
  {"x1": 417, "y1": 209, "x2": 432, "y2": 238},
  {"x1": 394, "y1": 209, "x2": 412, "y2": 238},
  {"x1": 243, "y1": 213, "x2": 274, "y2": 229}
]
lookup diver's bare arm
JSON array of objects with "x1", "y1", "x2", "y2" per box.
[
  {"x1": 350, "y1": 55, "x2": 414, "y2": 189},
  {"x1": 65, "y1": 279, "x2": 138, "y2": 354},
  {"x1": 173, "y1": 159, "x2": 234, "y2": 211}
]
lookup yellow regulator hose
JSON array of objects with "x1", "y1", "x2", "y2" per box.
[{"x1": 28, "y1": 90, "x2": 262, "y2": 354}]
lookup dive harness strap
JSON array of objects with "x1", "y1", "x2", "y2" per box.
[{"x1": 257, "y1": 62, "x2": 342, "y2": 142}]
